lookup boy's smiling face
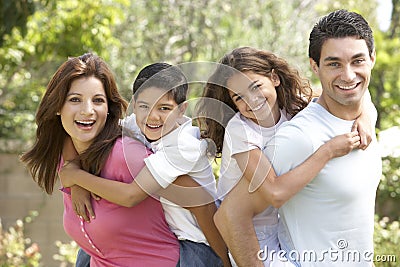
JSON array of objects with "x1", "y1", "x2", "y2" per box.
[{"x1": 133, "y1": 86, "x2": 186, "y2": 141}]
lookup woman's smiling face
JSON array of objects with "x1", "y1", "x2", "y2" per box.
[{"x1": 59, "y1": 76, "x2": 108, "y2": 153}]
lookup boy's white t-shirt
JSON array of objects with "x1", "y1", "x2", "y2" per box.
[{"x1": 123, "y1": 115, "x2": 217, "y2": 245}]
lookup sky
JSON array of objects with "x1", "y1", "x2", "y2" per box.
[{"x1": 377, "y1": 0, "x2": 393, "y2": 31}]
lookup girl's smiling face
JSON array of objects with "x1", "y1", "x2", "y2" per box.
[
  {"x1": 59, "y1": 76, "x2": 108, "y2": 153},
  {"x1": 227, "y1": 71, "x2": 281, "y2": 127}
]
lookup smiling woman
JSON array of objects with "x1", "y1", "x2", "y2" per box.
[
  {"x1": 20, "y1": 53, "x2": 180, "y2": 267},
  {"x1": 59, "y1": 76, "x2": 109, "y2": 154}
]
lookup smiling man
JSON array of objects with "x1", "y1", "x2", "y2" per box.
[{"x1": 262, "y1": 9, "x2": 382, "y2": 266}]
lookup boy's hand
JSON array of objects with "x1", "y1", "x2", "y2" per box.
[
  {"x1": 71, "y1": 185, "x2": 96, "y2": 222},
  {"x1": 326, "y1": 131, "x2": 361, "y2": 158},
  {"x1": 59, "y1": 161, "x2": 80, "y2": 188}
]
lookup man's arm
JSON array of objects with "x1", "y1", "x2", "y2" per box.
[{"x1": 214, "y1": 178, "x2": 267, "y2": 267}]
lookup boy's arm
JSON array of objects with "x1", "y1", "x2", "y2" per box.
[
  {"x1": 60, "y1": 163, "x2": 161, "y2": 207},
  {"x1": 161, "y1": 175, "x2": 231, "y2": 267},
  {"x1": 235, "y1": 131, "x2": 361, "y2": 207}
]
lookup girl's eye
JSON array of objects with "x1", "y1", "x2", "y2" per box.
[
  {"x1": 139, "y1": 104, "x2": 148, "y2": 109},
  {"x1": 250, "y1": 84, "x2": 261, "y2": 91}
]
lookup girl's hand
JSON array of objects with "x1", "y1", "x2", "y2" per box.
[
  {"x1": 71, "y1": 185, "x2": 96, "y2": 222},
  {"x1": 352, "y1": 113, "x2": 373, "y2": 150},
  {"x1": 325, "y1": 131, "x2": 361, "y2": 159}
]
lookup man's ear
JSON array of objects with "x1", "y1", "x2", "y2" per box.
[
  {"x1": 309, "y1": 58, "x2": 319, "y2": 75},
  {"x1": 370, "y1": 49, "x2": 376, "y2": 69},
  {"x1": 178, "y1": 102, "x2": 188, "y2": 116}
]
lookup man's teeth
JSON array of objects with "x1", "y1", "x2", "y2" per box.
[{"x1": 338, "y1": 84, "x2": 357, "y2": 90}]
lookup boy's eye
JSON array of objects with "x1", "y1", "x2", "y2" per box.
[
  {"x1": 139, "y1": 104, "x2": 149, "y2": 109},
  {"x1": 160, "y1": 106, "x2": 172, "y2": 111},
  {"x1": 234, "y1": 95, "x2": 243, "y2": 102}
]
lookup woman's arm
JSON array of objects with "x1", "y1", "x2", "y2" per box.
[{"x1": 235, "y1": 131, "x2": 361, "y2": 208}]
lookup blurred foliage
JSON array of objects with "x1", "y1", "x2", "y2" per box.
[
  {"x1": 0, "y1": 0, "x2": 399, "y2": 263},
  {"x1": 0, "y1": 211, "x2": 41, "y2": 267},
  {"x1": 374, "y1": 216, "x2": 400, "y2": 266},
  {"x1": 53, "y1": 240, "x2": 79, "y2": 266}
]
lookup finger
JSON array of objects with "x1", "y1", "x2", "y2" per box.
[
  {"x1": 86, "y1": 203, "x2": 96, "y2": 220},
  {"x1": 91, "y1": 192, "x2": 101, "y2": 201},
  {"x1": 77, "y1": 205, "x2": 90, "y2": 222},
  {"x1": 351, "y1": 121, "x2": 358, "y2": 132}
]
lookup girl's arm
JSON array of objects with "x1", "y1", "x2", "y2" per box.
[
  {"x1": 235, "y1": 132, "x2": 361, "y2": 208},
  {"x1": 352, "y1": 89, "x2": 377, "y2": 150}
]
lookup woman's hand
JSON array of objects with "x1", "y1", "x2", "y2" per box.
[{"x1": 70, "y1": 185, "x2": 96, "y2": 222}]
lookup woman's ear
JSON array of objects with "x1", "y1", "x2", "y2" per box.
[{"x1": 271, "y1": 70, "x2": 281, "y2": 87}]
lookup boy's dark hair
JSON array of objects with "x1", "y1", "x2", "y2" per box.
[
  {"x1": 132, "y1": 62, "x2": 188, "y2": 105},
  {"x1": 309, "y1": 9, "x2": 374, "y2": 66}
]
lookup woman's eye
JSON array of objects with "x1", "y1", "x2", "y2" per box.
[
  {"x1": 69, "y1": 97, "x2": 80, "y2": 102},
  {"x1": 93, "y1": 98, "x2": 106, "y2": 103}
]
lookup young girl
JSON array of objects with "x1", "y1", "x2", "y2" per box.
[{"x1": 196, "y1": 46, "x2": 372, "y2": 266}]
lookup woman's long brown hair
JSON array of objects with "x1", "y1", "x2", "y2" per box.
[{"x1": 20, "y1": 53, "x2": 127, "y2": 194}]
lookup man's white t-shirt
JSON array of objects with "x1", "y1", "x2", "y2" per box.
[{"x1": 265, "y1": 101, "x2": 382, "y2": 267}]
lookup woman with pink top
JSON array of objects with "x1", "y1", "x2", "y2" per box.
[{"x1": 21, "y1": 53, "x2": 179, "y2": 266}]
